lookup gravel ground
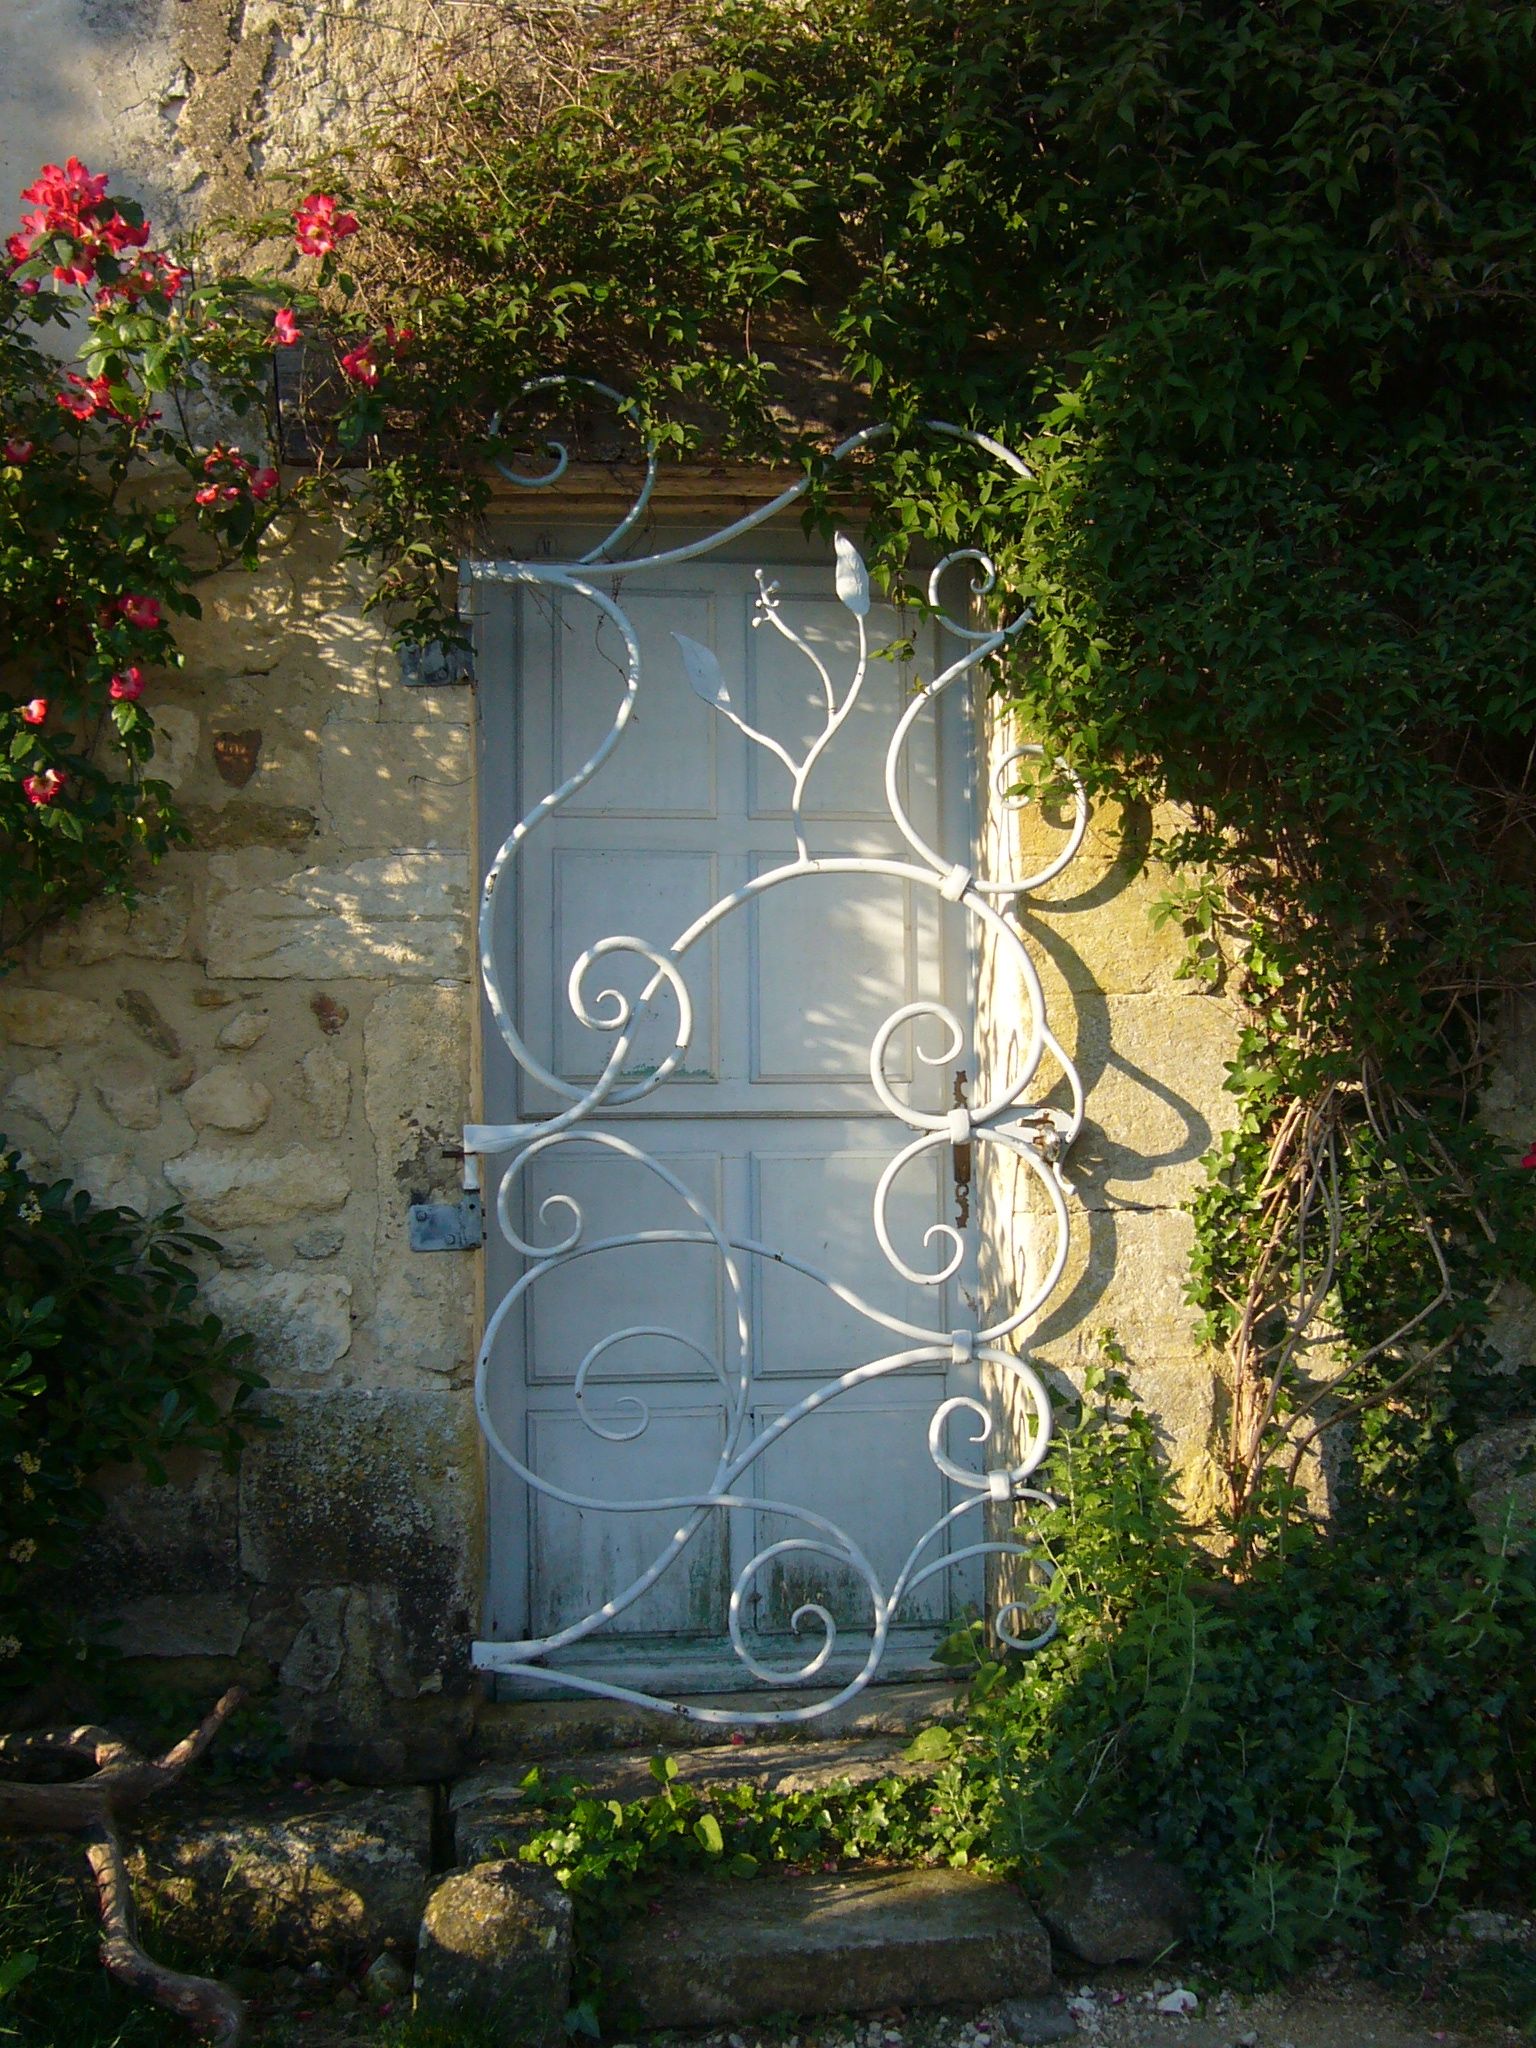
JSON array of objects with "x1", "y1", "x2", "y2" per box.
[{"x1": 620, "y1": 1917, "x2": 1536, "y2": 2048}]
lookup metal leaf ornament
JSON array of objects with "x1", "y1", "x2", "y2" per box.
[
  {"x1": 674, "y1": 631, "x2": 733, "y2": 711},
  {"x1": 834, "y1": 533, "x2": 870, "y2": 616}
]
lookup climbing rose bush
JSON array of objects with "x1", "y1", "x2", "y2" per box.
[{"x1": 0, "y1": 164, "x2": 393, "y2": 958}]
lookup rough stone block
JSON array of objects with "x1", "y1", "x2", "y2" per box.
[
  {"x1": 146, "y1": 705, "x2": 199, "y2": 789},
  {"x1": 68, "y1": 1453, "x2": 243, "y2": 1645},
  {"x1": 129, "y1": 1786, "x2": 433, "y2": 1961},
  {"x1": 3, "y1": 1065, "x2": 77, "y2": 1134},
  {"x1": 184, "y1": 1067, "x2": 274, "y2": 1133},
  {"x1": 597, "y1": 1868, "x2": 1051, "y2": 2025},
  {"x1": 76, "y1": 1149, "x2": 157, "y2": 1216},
  {"x1": 990, "y1": 1993, "x2": 1080, "y2": 2044},
  {"x1": 1040, "y1": 1845, "x2": 1196, "y2": 1966},
  {"x1": 450, "y1": 1739, "x2": 928, "y2": 1867},
  {"x1": 164, "y1": 1143, "x2": 349, "y2": 1227},
  {"x1": 413, "y1": 1860, "x2": 571, "y2": 2040},
  {"x1": 216, "y1": 1006, "x2": 272, "y2": 1051},
  {"x1": 205, "y1": 852, "x2": 469, "y2": 979},
  {"x1": 1010, "y1": 1206, "x2": 1202, "y2": 1371},
  {"x1": 183, "y1": 802, "x2": 319, "y2": 850},
  {"x1": 238, "y1": 1389, "x2": 478, "y2": 1697},
  {"x1": 96, "y1": 1074, "x2": 163, "y2": 1131},
  {"x1": 1486, "y1": 1277, "x2": 1536, "y2": 1375},
  {"x1": 117, "y1": 986, "x2": 183, "y2": 1058},
  {"x1": 38, "y1": 881, "x2": 191, "y2": 968},
  {"x1": 281, "y1": 1586, "x2": 351, "y2": 1691},
  {"x1": 1014, "y1": 856, "x2": 1215, "y2": 999},
  {"x1": 1066, "y1": 994, "x2": 1237, "y2": 1212},
  {"x1": 172, "y1": 571, "x2": 290, "y2": 677},
  {"x1": 363, "y1": 983, "x2": 473, "y2": 1376},
  {"x1": 0, "y1": 988, "x2": 107, "y2": 1049},
  {"x1": 204, "y1": 1268, "x2": 353, "y2": 1378},
  {"x1": 1455, "y1": 1417, "x2": 1536, "y2": 1552},
  {"x1": 88, "y1": 1592, "x2": 249, "y2": 1659},
  {"x1": 299, "y1": 1043, "x2": 351, "y2": 1138},
  {"x1": 321, "y1": 717, "x2": 472, "y2": 847}
]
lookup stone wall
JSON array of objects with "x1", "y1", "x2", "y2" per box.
[
  {"x1": 0, "y1": 519, "x2": 483, "y2": 1777},
  {"x1": 974, "y1": 715, "x2": 1237, "y2": 1526},
  {"x1": 0, "y1": 0, "x2": 456, "y2": 243}
]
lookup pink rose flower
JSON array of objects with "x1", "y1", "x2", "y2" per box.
[
  {"x1": 19, "y1": 698, "x2": 47, "y2": 725},
  {"x1": 272, "y1": 307, "x2": 301, "y2": 346},
  {"x1": 57, "y1": 372, "x2": 111, "y2": 420},
  {"x1": 118, "y1": 594, "x2": 161, "y2": 630},
  {"x1": 4, "y1": 439, "x2": 32, "y2": 463},
  {"x1": 338, "y1": 340, "x2": 378, "y2": 388},
  {"x1": 108, "y1": 667, "x2": 144, "y2": 701},
  {"x1": 293, "y1": 193, "x2": 358, "y2": 258},
  {"x1": 22, "y1": 768, "x2": 65, "y2": 806}
]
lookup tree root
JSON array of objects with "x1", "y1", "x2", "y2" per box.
[{"x1": 0, "y1": 1688, "x2": 247, "y2": 2042}]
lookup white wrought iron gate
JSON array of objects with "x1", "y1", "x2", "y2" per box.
[{"x1": 466, "y1": 393, "x2": 1087, "y2": 1725}]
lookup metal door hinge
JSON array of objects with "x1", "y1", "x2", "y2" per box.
[
  {"x1": 408, "y1": 1193, "x2": 483, "y2": 1251},
  {"x1": 399, "y1": 640, "x2": 474, "y2": 688}
]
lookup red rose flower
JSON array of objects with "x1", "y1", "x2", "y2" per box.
[
  {"x1": 22, "y1": 768, "x2": 65, "y2": 806},
  {"x1": 19, "y1": 698, "x2": 47, "y2": 725},
  {"x1": 118, "y1": 594, "x2": 161, "y2": 630},
  {"x1": 100, "y1": 212, "x2": 150, "y2": 254},
  {"x1": 52, "y1": 252, "x2": 97, "y2": 288},
  {"x1": 4, "y1": 439, "x2": 32, "y2": 463},
  {"x1": 20, "y1": 159, "x2": 108, "y2": 216},
  {"x1": 338, "y1": 340, "x2": 378, "y2": 388},
  {"x1": 272, "y1": 308, "x2": 301, "y2": 346},
  {"x1": 194, "y1": 483, "x2": 221, "y2": 506},
  {"x1": 57, "y1": 373, "x2": 112, "y2": 420},
  {"x1": 1522, "y1": 1143, "x2": 1536, "y2": 1169},
  {"x1": 250, "y1": 467, "x2": 279, "y2": 500},
  {"x1": 293, "y1": 193, "x2": 358, "y2": 258},
  {"x1": 108, "y1": 667, "x2": 144, "y2": 701}
]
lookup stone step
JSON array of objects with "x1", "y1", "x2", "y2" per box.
[
  {"x1": 450, "y1": 1735, "x2": 933, "y2": 1864},
  {"x1": 472, "y1": 1677, "x2": 961, "y2": 1764},
  {"x1": 594, "y1": 1867, "x2": 1051, "y2": 2027}
]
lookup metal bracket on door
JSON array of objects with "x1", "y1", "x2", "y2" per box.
[{"x1": 407, "y1": 1192, "x2": 483, "y2": 1251}]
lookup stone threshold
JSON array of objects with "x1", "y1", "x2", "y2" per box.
[
  {"x1": 472, "y1": 1677, "x2": 963, "y2": 1763},
  {"x1": 592, "y1": 1867, "x2": 1052, "y2": 2028}
]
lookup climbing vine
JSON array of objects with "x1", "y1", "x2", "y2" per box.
[
  {"x1": 325, "y1": 0, "x2": 1536, "y2": 1529},
  {"x1": 334, "y1": 0, "x2": 1536, "y2": 1978}
]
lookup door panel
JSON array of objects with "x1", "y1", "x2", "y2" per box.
[{"x1": 479, "y1": 525, "x2": 980, "y2": 1681}]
